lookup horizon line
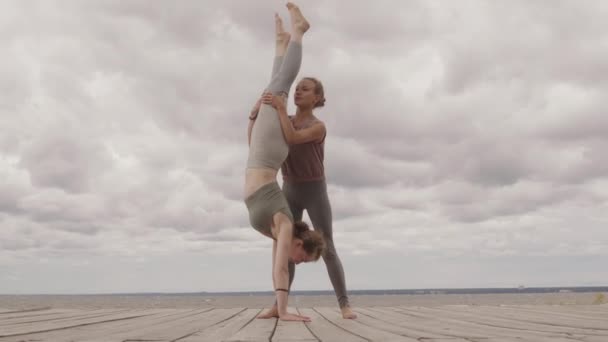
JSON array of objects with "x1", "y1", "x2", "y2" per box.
[{"x1": 3, "y1": 285, "x2": 608, "y2": 296}]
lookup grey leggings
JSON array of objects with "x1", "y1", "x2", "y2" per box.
[
  {"x1": 247, "y1": 42, "x2": 302, "y2": 170},
  {"x1": 283, "y1": 180, "x2": 350, "y2": 308}
]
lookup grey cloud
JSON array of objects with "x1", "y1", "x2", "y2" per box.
[
  {"x1": 113, "y1": 173, "x2": 247, "y2": 234},
  {"x1": 18, "y1": 189, "x2": 107, "y2": 233},
  {"x1": 435, "y1": 1, "x2": 608, "y2": 94},
  {"x1": 0, "y1": 235, "x2": 43, "y2": 252},
  {"x1": 316, "y1": 0, "x2": 433, "y2": 48},
  {"x1": 19, "y1": 124, "x2": 111, "y2": 193},
  {"x1": 0, "y1": 56, "x2": 32, "y2": 113},
  {"x1": 6, "y1": 1, "x2": 220, "y2": 142},
  {"x1": 438, "y1": 181, "x2": 575, "y2": 223},
  {"x1": 2, "y1": 0, "x2": 608, "y2": 293},
  {"x1": 327, "y1": 185, "x2": 383, "y2": 221},
  {"x1": 325, "y1": 138, "x2": 400, "y2": 188},
  {"x1": 13, "y1": 1, "x2": 220, "y2": 52},
  {"x1": 539, "y1": 97, "x2": 608, "y2": 143},
  {"x1": 192, "y1": 229, "x2": 258, "y2": 243},
  {"x1": 556, "y1": 140, "x2": 608, "y2": 184},
  {"x1": 438, "y1": 137, "x2": 534, "y2": 187},
  {"x1": 50, "y1": 238, "x2": 96, "y2": 251},
  {"x1": 0, "y1": 171, "x2": 29, "y2": 214}
]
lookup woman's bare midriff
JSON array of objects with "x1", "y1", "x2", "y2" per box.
[{"x1": 244, "y1": 167, "x2": 279, "y2": 199}]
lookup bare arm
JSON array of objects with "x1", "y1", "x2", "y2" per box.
[
  {"x1": 272, "y1": 240, "x2": 277, "y2": 289},
  {"x1": 273, "y1": 225, "x2": 291, "y2": 316},
  {"x1": 277, "y1": 105, "x2": 326, "y2": 145},
  {"x1": 270, "y1": 215, "x2": 310, "y2": 322},
  {"x1": 262, "y1": 93, "x2": 326, "y2": 145},
  {"x1": 247, "y1": 118, "x2": 256, "y2": 146}
]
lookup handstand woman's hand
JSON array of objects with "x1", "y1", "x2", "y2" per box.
[
  {"x1": 250, "y1": 97, "x2": 262, "y2": 119},
  {"x1": 261, "y1": 92, "x2": 286, "y2": 111},
  {"x1": 279, "y1": 312, "x2": 311, "y2": 322}
]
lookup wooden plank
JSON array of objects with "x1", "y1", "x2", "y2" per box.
[
  {"x1": 0, "y1": 309, "x2": 89, "y2": 325},
  {"x1": 313, "y1": 307, "x2": 417, "y2": 341},
  {"x1": 379, "y1": 306, "x2": 577, "y2": 342},
  {"x1": 297, "y1": 308, "x2": 366, "y2": 342},
  {"x1": 223, "y1": 308, "x2": 277, "y2": 342},
  {"x1": 0, "y1": 307, "x2": 52, "y2": 316},
  {"x1": 3, "y1": 309, "x2": 253, "y2": 342},
  {"x1": 400, "y1": 306, "x2": 607, "y2": 340},
  {"x1": 0, "y1": 309, "x2": 128, "y2": 328},
  {"x1": 378, "y1": 306, "x2": 570, "y2": 342},
  {"x1": 0, "y1": 309, "x2": 135, "y2": 331},
  {"x1": 3, "y1": 309, "x2": 200, "y2": 342},
  {"x1": 492, "y1": 305, "x2": 608, "y2": 320},
  {"x1": 579, "y1": 337, "x2": 608, "y2": 342},
  {"x1": 4, "y1": 309, "x2": 131, "y2": 330},
  {"x1": 271, "y1": 307, "x2": 317, "y2": 342},
  {"x1": 449, "y1": 305, "x2": 608, "y2": 330},
  {"x1": 180, "y1": 308, "x2": 260, "y2": 342},
  {"x1": 119, "y1": 308, "x2": 244, "y2": 341},
  {"x1": 549, "y1": 305, "x2": 608, "y2": 316},
  {"x1": 366, "y1": 306, "x2": 521, "y2": 340},
  {"x1": 357, "y1": 307, "x2": 476, "y2": 340},
  {"x1": 0, "y1": 309, "x2": 152, "y2": 338}
]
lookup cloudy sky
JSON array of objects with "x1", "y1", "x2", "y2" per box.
[{"x1": 1, "y1": 0, "x2": 607, "y2": 295}]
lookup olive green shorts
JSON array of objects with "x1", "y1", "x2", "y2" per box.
[{"x1": 245, "y1": 182, "x2": 294, "y2": 238}]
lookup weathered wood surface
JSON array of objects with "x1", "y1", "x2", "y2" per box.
[{"x1": 1, "y1": 305, "x2": 606, "y2": 341}]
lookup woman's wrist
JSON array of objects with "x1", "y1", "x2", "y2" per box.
[{"x1": 277, "y1": 303, "x2": 288, "y2": 316}]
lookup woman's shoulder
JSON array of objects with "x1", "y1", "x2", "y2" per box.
[
  {"x1": 306, "y1": 116, "x2": 325, "y2": 127},
  {"x1": 292, "y1": 116, "x2": 325, "y2": 129},
  {"x1": 312, "y1": 117, "x2": 325, "y2": 124}
]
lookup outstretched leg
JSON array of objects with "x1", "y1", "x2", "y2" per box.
[
  {"x1": 247, "y1": 2, "x2": 310, "y2": 170},
  {"x1": 266, "y1": 2, "x2": 310, "y2": 96},
  {"x1": 286, "y1": 2, "x2": 309, "y2": 44},
  {"x1": 270, "y1": 13, "x2": 291, "y2": 79}
]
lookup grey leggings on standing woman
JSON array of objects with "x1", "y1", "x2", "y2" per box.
[{"x1": 283, "y1": 180, "x2": 350, "y2": 308}]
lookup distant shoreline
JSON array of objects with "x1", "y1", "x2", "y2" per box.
[{"x1": 2, "y1": 286, "x2": 607, "y2": 297}]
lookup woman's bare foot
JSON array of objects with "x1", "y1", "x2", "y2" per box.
[
  {"x1": 257, "y1": 306, "x2": 279, "y2": 319},
  {"x1": 341, "y1": 306, "x2": 357, "y2": 319},
  {"x1": 275, "y1": 13, "x2": 290, "y2": 53},
  {"x1": 286, "y1": 2, "x2": 310, "y2": 40}
]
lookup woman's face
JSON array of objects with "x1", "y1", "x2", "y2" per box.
[
  {"x1": 289, "y1": 239, "x2": 312, "y2": 264},
  {"x1": 294, "y1": 79, "x2": 319, "y2": 108}
]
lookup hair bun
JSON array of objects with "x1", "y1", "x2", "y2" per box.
[
  {"x1": 315, "y1": 97, "x2": 326, "y2": 108},
  {"x1": 293, "y1": 221, "x2": 325, "y2": 261}
]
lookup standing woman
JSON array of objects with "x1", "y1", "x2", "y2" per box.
[{"x1": 255, "y1": 78, "x2": 357, "y2": 319}]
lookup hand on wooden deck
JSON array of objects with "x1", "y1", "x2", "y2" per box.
[{"x1": 279, "y1": 312, "x2": 311, "y2": 322}]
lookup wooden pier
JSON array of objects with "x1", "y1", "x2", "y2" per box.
[{"x1": 1, "y1": 304, "x2": 607, "y2": 341}]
